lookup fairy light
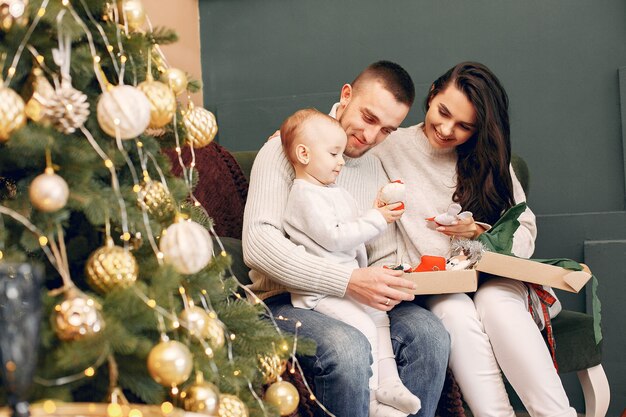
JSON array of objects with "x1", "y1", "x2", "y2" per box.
[
  {"x1": 128, "y1": 409, "x2": 143, "y2": 417},
  {"x1": 178, "y1": 286, "x2": 186, "y2": 295},
  {"x1": 160, "y1": 402, "x2": 174, "y2": 414},
  {"x1": 230, "y1": 334, "x2": 236, "y2": 341},
  {"x1": 172, "y1": 320, "x2": 180, "y2": 329},
  {"x1": 157, "y1": 252, "x2": 164, "y2": 260},
  {"x1": 93, "y1": 55, "x2": 101, "y2": 63},
  {"x1": 120, "y1": 55, "x2": 127, "y2": 64},
  {"x1": 133, "y1": 184, "x2": 141, "y2": 192},
  {"x1": 36, "y1": 55, "x2": 44, "y2": 64},
  {"x1": 7, "y1": 68, "x2": 15, "y2": 77},
  {"x1": 37, "y1": 7, "x2": 46, "y2": 17},
  {"x1": 137, "y1": 141, "x2": 143, "y2": 148},
  {"x1": 107, "y1": 403, "x2": 122, "y2": 417},
  {"x1": 107, "y1": 45, "x2": 114, "y2": 52},
  {"x1": 61, "y1": 0, "x2": 69, "y2": 5},
  {"x1": 204, "y1": 347, "x2": 213, "y2": 356},
  {"x1": 147, "y1": 299, "x2": 157, "y2": 308},
  {"x1": 39, "y1": 236, "x2": 48, "y2": 246},
  {"x1": 0, "y1": 251, "x2": 3, "y2": 260},
  {"x1": 233, "y1": 370, "x2": 240, "y2": 376},
  {"x1": 42, "y1": 400, "x2": 56, "y2": 414},
  {"x1": 171, "y1": 386, "x2": 179, "y2": 395},
  {"x1": 104, "y1": 159, "x2": 113, "y2": 168},
  {"x1": 84, "y1": 367, "x2": 95, "y2": 377}
]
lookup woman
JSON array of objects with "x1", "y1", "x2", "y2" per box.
[{"x1": 371, "y1": 62, "x2": 575, "y2": 417}]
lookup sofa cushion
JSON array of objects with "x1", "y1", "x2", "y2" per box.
[{"x1": 164, "y1": 142, "x2": 249, "y2": 239}]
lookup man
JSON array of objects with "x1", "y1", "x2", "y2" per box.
[{"x1": 242, "y1": 61, "x2": 450, "y2": 417}]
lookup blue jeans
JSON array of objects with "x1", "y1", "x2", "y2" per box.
[{"x1": 266, "y1": 294, "x2": 450, "y2": 417}]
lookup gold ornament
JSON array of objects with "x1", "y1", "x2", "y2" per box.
[
  {"x1": 137, "y1": 179, "x2": 175, "y2": 221},
  {"x1": 258, "y1": 353, "x2": 287, "y2": 384},
  {"x1": 147, "y1": 340, "x2": 193, "y2": 387},
  {"x1": 159, "y1": 219, "x2": 213, "y2": 275},
  {"x1": 264, "y1": 381, "x2": 299, "y2": 416},
  {"x1": 161, "y1": 68, "x2": 188, "y2": 96},
  {"x1": 218, "y1": 394, "x2": 248, "y2": 417},
  {"x1": 137, "y1": 78, "x2": 176, "y2": 129},
  {"x1": 85, "y1": 237, "x2": 138, "y2": 294},
  {"x1": 179, "y1": 306, "x2": 225, "y2": 348},
  {"x1": 25, "y1": 68, "x2": 55, "y2": 123},
  {"x1": 0, "y1": 85, "x2": 26, "y2": 142},
  {"x1": 97, "y1": 85, "x2": 151, "y2": 140},
  {"x1": 53, "y1": 290, "x2": 105, "y2": 341},
  {"x1": 29, "y1": 168, "x2": 70, "y2": 212},
  {"x1": 117, "y1": 0, "x2": 145, "y2": 31},
  {"x1": 0, "y1": 0, "x2": 28, "y2": 32},
  {"x1": 181, "y1": 373, "x2": 220, "y2": 415},
  {"x1": 182, "y1": 102, "x2": 218, "y2": 148}
]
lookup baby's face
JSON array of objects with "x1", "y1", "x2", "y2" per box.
[{"x1": 302, "y1": 121, "x2": 347, "y2": 186}]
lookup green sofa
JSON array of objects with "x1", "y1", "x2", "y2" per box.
[{"x1": 215, "y1": 148, "x2": 609, "y2": 417}]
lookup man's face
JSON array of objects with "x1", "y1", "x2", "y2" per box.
[{"x1": 336, "y1": 81, "x2": 410, "y2": 158}]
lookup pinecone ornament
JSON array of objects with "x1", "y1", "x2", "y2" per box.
[{"x1": 41, "y1": 83, "x2": 90, "y2": 134}]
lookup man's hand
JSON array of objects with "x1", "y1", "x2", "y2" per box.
[{"x1": 346, "y1": 266, "x2": 416, "y2": 311}]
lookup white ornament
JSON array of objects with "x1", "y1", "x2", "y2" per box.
[
  {"x1": 159, "y1": 220, "x2": 213, "y2": 274},
  {"x1": 97, "y1": 85, "x2": 151, "y2": 139},
  {"x1": 431, "y1": 203, "x2": 473, "y2": 226},
  {"x1": 29, "y1": 170, "x2": 69, "y2": 212},
  {"x1": 379, "y1": 180, "x2": 405, "y2": 204}
]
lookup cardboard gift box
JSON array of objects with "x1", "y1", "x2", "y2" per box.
[
  {"x1": 403, "y1": 269, "x2": 478, "y2": 295},
  {"x1": 402, "y1": 251, "x2": 591, "y2": 295},
  {"x1": 475, "y1": 251, "x2": 592, "y2": 293}
]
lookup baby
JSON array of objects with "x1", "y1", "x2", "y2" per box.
[{"x1": 280, "y1": 108, "x2": 421, "y2": 417}]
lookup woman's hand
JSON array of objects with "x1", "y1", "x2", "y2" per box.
[{"x1": 436, "y1": 215, "x2": 485, "y2": 239}]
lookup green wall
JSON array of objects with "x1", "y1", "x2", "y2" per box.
[{"x1": 199, "y1": 1, "x2": 626, "y2": 415}]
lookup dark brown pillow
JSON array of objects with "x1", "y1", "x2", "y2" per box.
[{"x1": 164, "y1": 142, "x2": 249, "y2": 239}]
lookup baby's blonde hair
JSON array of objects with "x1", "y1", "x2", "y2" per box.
[{"x1": 280, "y1": 108, "x2": 342, "y2": 165}]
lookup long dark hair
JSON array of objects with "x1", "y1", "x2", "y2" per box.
[{"x1": 425, "y1": 62, "x2": 515, "y2": 224}]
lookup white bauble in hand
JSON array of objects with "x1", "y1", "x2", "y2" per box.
[
  {"x1": 97, "y1": 85, "x2": 151, "y2": 139},
  {"x1": 159, "y1": 220, "x2": 213, "y2": 274},
  {"x1": 29, "y1": 169, "x2": 69, "y2": 212},
  {"x1": 379, "y1": 180, "x2": 405, "y2": 204}
]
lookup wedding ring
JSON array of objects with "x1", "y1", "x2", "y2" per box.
[{"x1": 385, "y1": 298, "x2": 391, "y2": 306}]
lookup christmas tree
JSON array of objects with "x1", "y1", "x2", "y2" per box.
[{"x1": 0, "y1": 1, "x2": 313, "y2": 416}]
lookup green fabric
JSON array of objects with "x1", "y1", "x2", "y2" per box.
[
  {"x1": 552, "y1": 310, "x2": 603, "y2": 373},
  {"x1": 478, "y1": 203, "x2": 603, "y2": 345},
  {"x1": 231, "y1": 150, "x2": 258, "y2": 181}
]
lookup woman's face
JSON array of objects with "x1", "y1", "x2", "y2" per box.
[{"x1": 423, "y1": 84, "x2": 477, "y2": 150}]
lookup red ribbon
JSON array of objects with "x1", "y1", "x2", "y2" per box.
[{"x1": 527, "y1": 283, "x2": 558, "y2": 371}]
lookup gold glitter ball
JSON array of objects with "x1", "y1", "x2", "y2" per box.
[
  {"x1": 54, "y1": 291, "x2": 105, "y2": 341},
  {"x1": 218, "y1": 394, "x2": 248, "y2": 417},
  {"x1": 182, "y1": 105, "x2": 218, "y2": 148},
  {"x1": 85, "y1": 241, "x2": 138, "y2": 294}
]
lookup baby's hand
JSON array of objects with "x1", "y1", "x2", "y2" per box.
[{"x1": 376, "y1": 201, "x2": 404, "y2": 223}]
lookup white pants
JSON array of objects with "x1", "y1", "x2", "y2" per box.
[
  {"x1": 315, "y1": 295, "x2": 393, "y2": 390},
  {"x1": 427, "y1": 277, "x2": 576, "y2": 417}
]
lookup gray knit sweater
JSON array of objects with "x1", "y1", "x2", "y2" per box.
[{"x1": 370, "y1": 123, "x2": 537, "y2": 264}]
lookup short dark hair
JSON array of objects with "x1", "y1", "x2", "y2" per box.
[{"x1": 351, "y1": 60, "x2": 415, "y2": 107}]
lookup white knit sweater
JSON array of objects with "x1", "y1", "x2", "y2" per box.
[
  {"x1": 370, "y1": 123, "x2": 537, "y2": 264},
  {"x1": 242, "y1": 105, "x2": 398, "y2": 300}
]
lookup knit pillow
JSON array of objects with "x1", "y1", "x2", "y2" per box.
[{"x1": 164, "y1": 142, "x2": 249, "y2": 239}]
